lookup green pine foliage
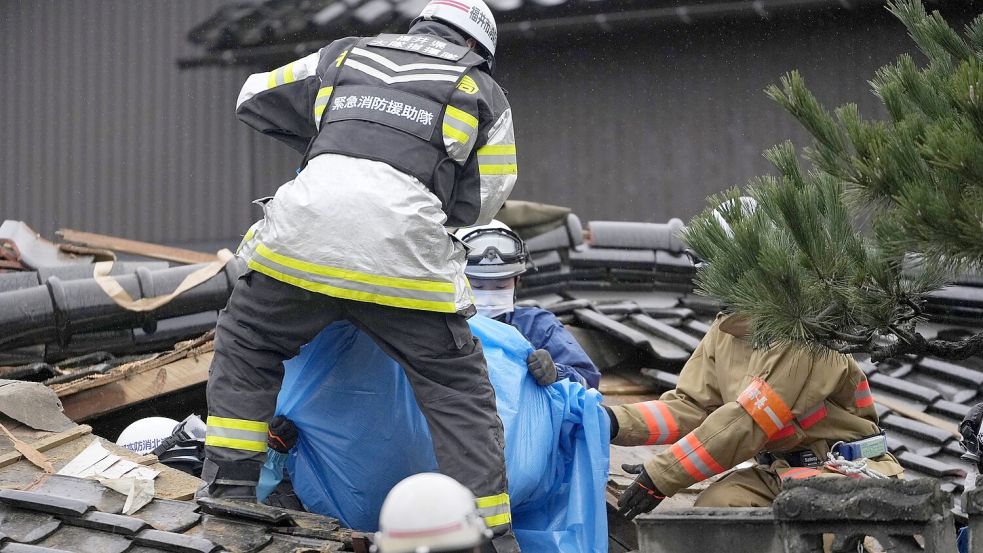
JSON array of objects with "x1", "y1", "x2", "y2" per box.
[{"x1": 683, "y1": 0, "x2": 983, "y2": 360}]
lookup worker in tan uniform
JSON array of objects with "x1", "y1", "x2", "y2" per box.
[{"x1": 607, "y1": 313, "x2": 903, "y2": 519}]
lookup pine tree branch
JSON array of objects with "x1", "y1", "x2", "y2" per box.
[{"x1": 865, "y1": 330, "x2": 983, "y2": 362}]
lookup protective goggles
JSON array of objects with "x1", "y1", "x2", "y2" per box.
[{"x1": 460, "y1": 227, "x2": 528, "y2": 278}]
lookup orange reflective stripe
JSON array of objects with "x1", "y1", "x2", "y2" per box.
[
  {"x1": 770, "y1": 424, "x2": 796, "y2": 440},
  {"x1": 797, "y1": 402, "x2": 828, "y2": 429},
  {"x1": 781, "y1": 467, "x2": 822, "y2": 480},
  {"x1": 670, "y1": 433, "x2": 725, "y2": 481},
  {"x1": 737, "y1": 377, "x2": 794, "y2": 438},
  {"x1": 632, "y1": 401, "x2": 680, "y2": 445},
  {"x1": 854, "y1": 379, "x2": 874, "y2": 409}
]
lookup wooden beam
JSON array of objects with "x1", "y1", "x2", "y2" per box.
[
  {"x1": 56, "y1": 229, "x2": 218, "y2": 265},
  {"x1": 0, "y1": 424, "x2": 92, "y2": 469},
  {"x1": 59, "y1": 352, "x2": 212, "y2": 421}
]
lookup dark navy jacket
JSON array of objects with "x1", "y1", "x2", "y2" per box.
[{"x1": 498, "y1": 306, "x2": 600, "y2": 389}]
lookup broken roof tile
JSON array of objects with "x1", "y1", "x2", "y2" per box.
[
  {"x1": 64, "y1": 511, "x2": 148, "y2": 536},
  {"x1": 36, "y1": 525, "x2": 130, "y2": 553},
  {"x1": 0, "y1": 491, "x2": 91, "y2": 518},
  {"x1": 128, "y1": 499, "x2": 201, "y2": 533},
  {"x1": 30, "y1": 476, "x2": 126, "y2": 515},
  {"x1": 132, "y1": 529, "x2": 218, "y2": 553},
  {"x1": 181, "y1": 514, "x2": 271, "y2": 553},
  {"x1": 0, "y1": 504, "x2": 61, "y2": 543}
]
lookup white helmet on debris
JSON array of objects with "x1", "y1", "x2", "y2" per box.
[
  {"x1": 373, "y1": 473, "x2": 491, "y2": 553},
  {"x1": 417, "y1": 0, "x2": 498, "y2": 57},
  {"x1": 116, "y1": 417, "x2": 179, "y2": 455},
  {"x1": 454, "y1": 220, "x2": 528, "y2": 280}
]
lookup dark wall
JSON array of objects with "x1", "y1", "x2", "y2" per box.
[
  {"x1": 495, "y1": 9, "x2": 925, "y2": 223},
  {"x1": 0, "y1": 2, "x2": 973, "y2": 245}
]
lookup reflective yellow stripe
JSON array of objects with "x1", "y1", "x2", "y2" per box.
[
  {"x1": 255, "y1": 244, "x2": 455, "y2": 293},
  {"x1": 266, "y1": 71, "x2": 277, "y2": 89},
  {"x1": 442, "y1": 123, "x2": 470, "y2": 144},
  {"x1": 243, "y1": 227, "x2": 256, "y2": 243},
  {"x1": 445, "y1": 105, "x2": 478, "y2": 129},
  {"x1": 335, "y1": 50, "x2": 348, "y2": 67},
  {"x1": 479, "y1": 164, "x2": 518, "y2": 175},
  {"x1": 484, "y1": 512, "x2": 512, "y2": 527},
  {"x1": 284, "y1": 62, "x2": 295, "y2": 84},
  {"x1": 477, "y1": 144, "x2": 516, "y2": 156},
  {"x1": 314, "y1": 87, "x2": 334, "y2": 121},
  {"x1": 476, "y1": 493, "x2": 510, "y2": 508},
  {"x1": 248, "y1": 259, "x2": 458, "y2": 312},
  {"x1": 205, "y1": 435, "x2": 268, "y2": 453},
  {"x1": 207, "y1": 416, "x2": 268, "y2": 433}
]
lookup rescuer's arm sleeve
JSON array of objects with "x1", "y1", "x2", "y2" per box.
[
  {"x1": 442, "y1": 69, "x2": 516, "y2": 227},
  {"x1": 608, "y1": 329, "x2": 722, "y2": 448},
  {"x1": 644, "y1": 342, "x2": 836, "y2": 497},
  {"x1": 235, "y1": 39, "x2": 354, "y2": 153}
]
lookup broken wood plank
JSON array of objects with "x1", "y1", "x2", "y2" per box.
[
  {"x1": 0, "y1": 425, "x2": 92, "y2": 469},
  {"x1": 58, "y1": 351, "x2": 213, "y2": 422},
  {"x1": 56, "y1": 228, "x2": 218, "y2": 265}
]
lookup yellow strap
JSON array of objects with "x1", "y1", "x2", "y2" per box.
[
  {"x1": 479, "y1": 164, "x2": 518, "y2": 175},
  {"x1": 483, "y1": 512, "x2": 512, "y2": 527},
  {"x1": 445, "y1": 105, "x2": 478, "y2": 129},
  {"x1": 477, "y1": 144, "x2": 516, "y2": 155},
  {"x1": 256, "y1": 244, "x2": 455, "y2": 293},
  {"x1": 207, "y1": 416, "x2": 268, "y2": 433},
  {"x1": 476, "y1": 493, "x2": 510, "y2": 508},
  {"x1": 442, "y1": 123, "x2": 470, "y2": 145},
  {"x1": 248, "y1": 259, "x2": 458, "y2": 313},
  {"x1": 335, "y1": 50, "x2": 348, "y2": 67},
  {"x1": 205, "y1": 435, "x2": 268, "y2": 453}
]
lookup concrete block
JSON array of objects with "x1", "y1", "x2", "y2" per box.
[{"x1": 636, "y1": 507, "x2": 779, "y2": 553}]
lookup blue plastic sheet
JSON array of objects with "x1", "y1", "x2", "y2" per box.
[{"x1": 276, "y1": 316, "x2": 610, "y2": 553}]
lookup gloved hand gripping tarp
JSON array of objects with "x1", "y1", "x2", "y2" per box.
[{"x1": 275, "y1": 315, "x2": 609, "y2": 553}]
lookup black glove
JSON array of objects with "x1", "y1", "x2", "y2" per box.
[
  {"x1": 526, "y1": 349, "x2": 558, "y2": 386},
  {"x1": 617, "y1": 463, "x2": 664, "y2": 520},
  {"x1": 268, "y1": 416, "x2": 299, "y2": 453},
  {"x1": 960, "y1": 402, "x2": 983, "y2": 469}
]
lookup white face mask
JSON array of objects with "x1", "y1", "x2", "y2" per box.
[{"x1": 473, "y1": 288, "x2": 514, "y2": 319}]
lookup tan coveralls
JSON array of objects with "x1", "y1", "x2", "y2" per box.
[{"x1": 609, "y1": 314, "x2": 903, "y2": 506}]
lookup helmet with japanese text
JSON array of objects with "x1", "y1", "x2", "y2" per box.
[
  {"x1": 373, "y1": 473, "x2": 491, "y2": 553},
  {"x1": 415, "y1": 0, "x2": 497, "y2": 59},
  {"x1": 116, "y1": 417, "x2": 179, "y2": 455},
  {"x1": 454, "y1": 220, "x2": 528, "y2": 280}
]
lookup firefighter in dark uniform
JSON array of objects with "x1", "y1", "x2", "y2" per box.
[{"x1": 203, "y1": 2, "x2": 520, "y2": 551}]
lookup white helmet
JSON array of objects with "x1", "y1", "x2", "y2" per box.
[
  {"x1": 454, "y1": 220, "x2": 528, "y2": 280},
  {"x1": 373, "y1": 473, "x2": 491, "y2": 553},
  {"x1": 416, "y1": 0, "x2": 497, "y2": 58},
  {"x1": 116, "y1": 417, "x2": 179, "y2": 455}
]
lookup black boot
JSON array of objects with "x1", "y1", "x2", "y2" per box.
[{"x1": 197, "y1": 458, "x2": 260, "y2": 503}]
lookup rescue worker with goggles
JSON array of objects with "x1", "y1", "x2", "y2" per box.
[
  {"x1": 456, "y1": 220, "x2": 600, "y2": 389},
  {"x1": 203, "y1": 2, "x2": 520, "y2": 551},
  {"x1": 609, "y1": 199, "x2": 903, "y2": 519}
]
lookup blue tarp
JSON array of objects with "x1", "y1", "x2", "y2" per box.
[{"x1": 276, "y1": 316, "x2": 610, "y2": 552}]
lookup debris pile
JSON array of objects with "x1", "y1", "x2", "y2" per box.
[{"x1": 0, "y1": 221, "x2": 242, "y2": 387}]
